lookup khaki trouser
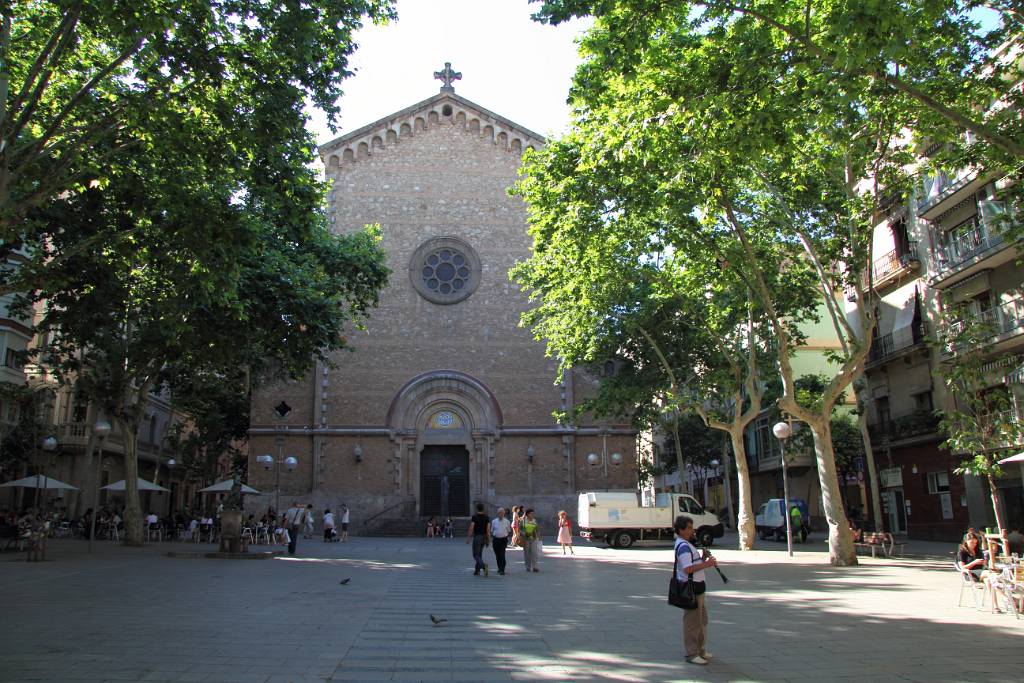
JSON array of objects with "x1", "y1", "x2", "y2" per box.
[
  {"x1": 523, "y1": 539, "x2": 540, "y2": 570},
  {"x1": 682, "y1": 593, "x2": 708, "y2": 658}
]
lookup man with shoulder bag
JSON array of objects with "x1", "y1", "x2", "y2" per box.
[
  {"x1": 284, "y1": 501, "x2": 306, "y2": 556},
  {"x1": 672, "y1": 515, "x2": 718, "y2": 666}
]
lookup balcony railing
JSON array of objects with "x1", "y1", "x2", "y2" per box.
[
  {"x1": 869, "y1": 410, "x2": 941, "y2": 445},
  {"x1": 918, "y1": 169, "x2": 976, "y2": 216},
  {"x1": 873, "y1": 241, "x2": 920, "y2": 282},
  {"x1": 869, "y1": 320, "x2": 928, "y2": 364},
  {"x1": 942, "y1": 296, "x2": 1024, "y2": 351},
  {"x1": 845, "y1": 242, "x2": 921, "y2": 300},
  {"x1": 934, "y1": 215, "x2": 1007, "y2": 277}
]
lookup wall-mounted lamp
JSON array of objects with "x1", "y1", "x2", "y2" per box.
[
  {"x1": 257, "y1": 454, "x2": 274, "y2": 471},
  {"x1": 526, "y1": 445, "x2": 535, "y2": 464},
  {"x1": 610, "y1": 452, "x2": 623, "y2": 466},
  {"x1": 911, "y1": 464, "x2": 918, "y2": 474},
  {"x1": 353, "y1": 445, "x2": 363, "y2": 463},
  {"x1": 586, "y1": 452, "x2": 600, "y2": 466},
  {"x1": 284, "y1": 456, "x2": 298, "y2": 471}
]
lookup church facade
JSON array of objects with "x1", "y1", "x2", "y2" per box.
[{"x1": 247, "y1": 70, "x2": 636, "y2": 531}]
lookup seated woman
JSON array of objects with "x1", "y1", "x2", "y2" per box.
[
  {"x1": 426, "y1": 516, "x2": 437, "y2": 538},
  {"x1": 848, "y1": 519, "x2": 863, "y2": 543},
  {"x1": 958, "y1": 533, "x2": 987, "y2": 581}
]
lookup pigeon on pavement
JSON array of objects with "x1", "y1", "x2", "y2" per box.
[
  {"x1": 429, "y1": 614, "x2": 447, "y2": 625},
  {"x1": 339, "y1": 578, "x2": 351, "y2": 585}
]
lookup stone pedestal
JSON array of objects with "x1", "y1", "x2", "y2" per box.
[{"x1": 218, "y1": 509, "x2": 247, "y2": 553}]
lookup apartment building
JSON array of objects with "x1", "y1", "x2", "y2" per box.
[{"x1": 848, "y1": 164, "x2": 1024, "y2": 541}]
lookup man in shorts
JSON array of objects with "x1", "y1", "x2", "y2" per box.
[{"x1": 340, "y1": 504, "x2": 350, "y2": 542}]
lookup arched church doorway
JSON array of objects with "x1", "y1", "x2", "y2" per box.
[{"x1": 420, "y1": 445, "x2": 470, "y2": 517}]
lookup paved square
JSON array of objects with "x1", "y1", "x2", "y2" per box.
[{"x1": 0, "y1": 535, "x2": 1020, "y2": 682}]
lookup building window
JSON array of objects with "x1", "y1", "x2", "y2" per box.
[
  {"x1": 926, "y1": 471, "x2": 950, "y2": 494},
  {"x1": 408, "y1": 237, "x2": 481, "y2": 305},
  {"x1": 3, "y1": 347, "x2": 24, "y2": 369},
  {"x1": 913, "y1": 391, "x2": 933, "y2": 413},
  {"x1": 876, "y1": 396, "x2": 891, "y2": 429}
]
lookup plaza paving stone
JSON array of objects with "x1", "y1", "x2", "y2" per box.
[{"x1": 0, "y1": 533, "x2": 1021, "y2": 683}]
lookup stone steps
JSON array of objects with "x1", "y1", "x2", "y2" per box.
[{"x1": 364, "y1": 517, "x2": 471, "y2": 537}]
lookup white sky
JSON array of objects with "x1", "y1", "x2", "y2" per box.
[{"x1": 305, "y1": 0, "x2": 592, "y2": 147}]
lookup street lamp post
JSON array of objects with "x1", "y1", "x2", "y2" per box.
[
  {"x1": 40, "y1": 436, "x2": 58, "y2": 517},
  {"x1": 88, "y1": 418, "x2": 112, "y2": 553},
  {"x1": 772, "y1": 421, "x2": 793, "y2": 558},
  {"x1": 256, "y1": 453, "x2": 297, "y2": 514}
]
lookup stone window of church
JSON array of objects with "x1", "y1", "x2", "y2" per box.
[
  {"x1": 422, "y1": 248, "x2": 471, "y2": 295},
  {"x1": 409, "y1": 237, "x2": 481, "y2": 305}
]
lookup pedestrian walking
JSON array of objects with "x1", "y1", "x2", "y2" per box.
[
  {"x1": 467, "y1": 502, "x2": 491, "y2": 576},
  {"x1": 304, "y1": 504, "x2": 315, "y2": 539},
  {"x1": 340, "y1": 504, "x2": 350, "y2": 542},
  {"x1": 522, "y1": 508, "x2": 541, "y2": 572},
  {"x1": 283, "y1": 501, "x2": 307, "y2": 555},
  {"x1": 490, "y1": 507, "x2": 512, "y2": 575},
  {"x1": 674, "y1": 515, "x2": 717, "y2": 666},
  {"x1": 510, "y1": 505, "x2": 522, "y2": 549},
  {"x1": 557, "y1": 510, "x2": 574, "y2": 555},
  {"x1": 323, "y1": 509, "x2": 336, "y2": 542}
]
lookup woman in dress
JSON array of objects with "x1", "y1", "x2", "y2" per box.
[
  {"x1": 522, "y1": 508, "x2": 541, "y2": 572},
  {"x1": 557, "y1": 510, "x2": 574, "y2": 555},
  {"x1": 510, "y1": 506, "x2": 522, "y2": 548}
]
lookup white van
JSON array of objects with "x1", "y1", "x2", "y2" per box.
[{"x1": 577, "y1": 491, "x2": 725, "y2": 548}]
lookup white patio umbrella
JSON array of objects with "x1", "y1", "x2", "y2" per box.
[
  {"x1": 997, "y1": 452, "x2": 1024, "y2": 465},
  {"x1": 199, "y1": 480, "x2": 261, "y2": 495},
  {"x1": 101, "y1": 478, "x2": 170, "y2": 492},
  {"x1": 0, "y1": 475, "x2": 78, "y2": 490}
]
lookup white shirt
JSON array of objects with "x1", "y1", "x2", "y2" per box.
[
  {"x1": 491, "y1": 517, "x2": 511, "y2": 538},
  {"x1": 674, "y1": 537, "x2": 705, "y2": 582},
  {"x1": 341, "y1": 509, "x2": 350, "y2": 524},
  {"x1": 323, "y1": 512, "x2": 335, "y2": 528},
  {"x1": 145, "y1": 514, "x2": 158, "y2": 525},
  {"x1": 285, "y1": 506, "x2": 305, "y2": 526}
]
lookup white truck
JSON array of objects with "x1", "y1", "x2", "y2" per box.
[{"x1": 577, "y1": 491, "x2": 725, "y2": 548}]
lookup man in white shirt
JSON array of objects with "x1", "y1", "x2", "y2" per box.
[
  {"x1": 322, "y1": 509, "x2": 335, "y2": 542},
  {"x1": 490, "y1": 508, "x2": 512, "y2": 575},
  {"x1": 284, "y1": 501, "x2": 306, "y2": 555},
  {"x1": 145, "y1": 512, "x2": 158, "y2": 527},
  {"x1": 675, "y1": 515, "x2": 718, "y2": 666},
  {"x1": 340, "y1": 505, "x2": 350, "y2": 543}
]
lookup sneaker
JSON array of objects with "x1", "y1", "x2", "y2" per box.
[
  {"x1": 532, "y1": 568, "x2": 539, "y2": 572},
  {"x1": 498, "y1": 570, "x2": 505, "y2": 575},
  {"x1": 700, "y1": 652, "x2": 714, "y2": 660},
  {"x1": 473, "y1": 570, "x2": 480, "y2": 576},
  {"x1": 483, "y1": 563, "x2": 489, "y2": 577},
  {"x1": 686, "y1": 656, "x2": 708, "y2": 666}
]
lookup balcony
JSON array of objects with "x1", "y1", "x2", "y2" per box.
[
  {"x1": 845, "y1": 242, "x2": 921, "y2": 301},
  {"x1": 931, "y1": 212, "x2": 1016, "y2": 288},
  {"x1": 868, "y1": 410, "x2": 941, "y2": 446},
  {"x1": 917, "y1": 168, "x2": 988, "y2": 221},
  {"x1": 941, "y1": 296, "x2": 1024, "y2": 354},
  {"x1": 867, "y1": 320, "x2": 929, "y2": 366}
]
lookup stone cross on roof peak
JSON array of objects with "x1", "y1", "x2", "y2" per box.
[{"x1": 434, "y1": 62, "x2": 461, "y2": 93}]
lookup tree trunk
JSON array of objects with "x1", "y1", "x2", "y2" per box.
[
  {"x1": 728, "y1": 429, "x2": 756, "y2": 550},
  {"x1": 115, "y1": 416, "x2": 144, "y2": 546},
  {"x1": 807, "y1": 416, "x2": 858, "y2": 565},
  {"x1": 853, "y1": 379, "x2": 884, "y2": 532},
  {"x1": 988, "y1": 474, "x2": 1010, "y2": 556}
]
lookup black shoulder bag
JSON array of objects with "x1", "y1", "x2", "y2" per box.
[{"x1": 668, "y1": 542, "x2": 699, "y2": 610}]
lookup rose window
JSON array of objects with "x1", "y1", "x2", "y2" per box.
[
  {"x1": 421, "y1": 248, "x2": 472, "y2": 295},
  {"x1": 409, "y1": 237, "x2": 480, "y2": 304}
]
